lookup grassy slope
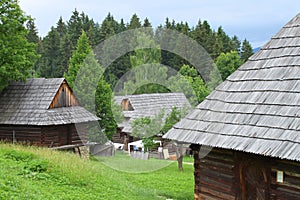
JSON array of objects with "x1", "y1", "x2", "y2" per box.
[{"x1": 0, "y1": 144, "x2": 194, "y2": 200}]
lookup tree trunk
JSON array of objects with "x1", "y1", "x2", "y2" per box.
[
  {"x1": 178, "y1": 155, "x2": 183, "y2": 171},
  {"x1": 176, "y1": 143, "x2": 184, "y2": 171}
]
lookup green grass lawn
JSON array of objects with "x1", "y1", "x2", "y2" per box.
[{"x1": 0, "y1": 144, "x2": 194, "y2": 200}]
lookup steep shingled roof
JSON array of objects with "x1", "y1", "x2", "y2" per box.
[
  {"x1": 0, "y1": 78, "x2": 99, "y2": 126},
  {"x1": 115, "y1": 93, "x2": 191, "y2": 133},
  {"x1": 163, "y1": 14, "x2": 300, "y2": 162}
]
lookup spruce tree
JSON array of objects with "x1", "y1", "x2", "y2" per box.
[
  {"x1": 128, "y1": 14, "x2": 141, "y2": 29},
  {"x1": 59, "y1": 34, "x2": 72, "y2": 74},
  {"x1": 95, "y1": 77, "x2": 117, "y2": 140},
  {"x1": 26, "y1": 19, "x2": 39, "y2": 44},
  {"x1": 67, "y1": 9, "x2": 83, "y2": 50},
  {"x1": 26, "y1": 18, "x2": 40, "y2": 75},
  {"x1": 143, "y1": 18, "x2": 151, "y2": 28},
  {"x1": 100, "y1": 13, "x2": 116, "y2": 41},
  {"x1": 56, "y1": 17, "x2": 67, "y2": 38},
  {"x1": 38, "y1": 27, "x2": 61, "y2": 77},
  {"x1": 241, "y1": 39, "x2": 253, "y2": 62},
  {"x1": 231, "y1": 35, "x2": 241, "y2": 53},
  {"x1": 64, "y1": 30, "x2": 92, "y2": 89}
]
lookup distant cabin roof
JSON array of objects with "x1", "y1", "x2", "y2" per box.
[
  {"x1": 115, "y1": 93, "x2": 191, "y2": 133},
  {"x1": 0, "y1": 78, "x2": 99, "y2": 126},
  {"x1": 163, "y1": 13, "x2": 300, "y2": 162}
]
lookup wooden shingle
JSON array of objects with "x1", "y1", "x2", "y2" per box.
[
  {"x1": 0, "y1": 78, "x2": 98, "y2": 126},
  {"x1": 163, "y1": 14, "x2": 300, "y2": 162},
  {"x1": 115, "y1": 93, "x2": 191, "y2": 133}
]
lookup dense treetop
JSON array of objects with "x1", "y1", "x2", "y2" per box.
[
  {"x1": 26, "y1": 10, "x2": 253, "y2": 88},
  {"x1": 0, "y1": 0, "x2": 38, "y2": 91}
]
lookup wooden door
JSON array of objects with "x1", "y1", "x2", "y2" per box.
[{"x1": 240, "y1": 160, "x2": 270, "y2": 200}]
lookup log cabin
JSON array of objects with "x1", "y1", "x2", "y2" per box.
[
  {"x1": 113, "y1": 93, "x2": 191, "y2": 150},
  {"x1": 163, "y1": 14, "x2": 300, "y2": 199},
  {"x1": 0, "y1": 78, "x2": 99, "y2": 147}
]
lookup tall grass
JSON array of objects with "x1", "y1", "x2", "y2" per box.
[{"x1": 0, "y1": 143, "x2": 194, "y2": 200}]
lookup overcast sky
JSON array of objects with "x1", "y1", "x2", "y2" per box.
[{"x1": 19, "y1": 0, "x2": 300, "y2": 48}]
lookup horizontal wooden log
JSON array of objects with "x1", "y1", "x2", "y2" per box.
[
  {"x1": 199, "y1": 176, "x2": 234, "y2": 194},
  {"x1": 199, "y1": 186, "x2": 235, "y2": 200},
  {"x1": 51, "y1": 143, "x2": 84, "y2": 150}
]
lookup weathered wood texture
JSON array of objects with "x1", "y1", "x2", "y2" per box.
[
  {"x1": 193, "y1": 146, "x2": 236, "y2": 200},
  {"x1": 115, "y1": 93, "x2": 191, "y2": 134},
  {"x1": 0, "y1": 125, "x2": 41, "y2": 145},
  {"x1": 193, "y1": 145, "x2": 300, "y2": 200},
  {"x1": 0, "y1": 123, "x2": 87, "y2": 147},
  {"x1": 0, "y1": 78, "x2": 98, "y2": 126},
  {"x1": 163, "y1": 13, "x2": 300, "y2": 162},
  {"x1": 41, "y1": 124, "x2": 87, "y2": 147},
  {"x1": 270, "y1": 160, "x2": 300, "y2": 199},
  {"x1": 49, "y1": 81, "x2": 79, "y2": 109},
  {"x1": 121, "y1": 99, "x2": 133, "y2": 111}
]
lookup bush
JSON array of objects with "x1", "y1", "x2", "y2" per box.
[{"x1": 4, "y1": 150, "x2": 34, "y2": 162}]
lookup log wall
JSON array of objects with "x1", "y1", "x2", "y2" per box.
[
  {"x1": 0, "y1": 123, "x2": 87, "y2": 147},
  {"x1": 42, "y1": 124, "x2": 86, "y2": 147},
  {"x1": 270, "y1": 160, "x2": 300, "y2": 199},
  {"x1": 192, "y1": 145, "x2": 237, "y2": 200},
  {"x1": 192, "y1": 145, "x2": 300, "y2": 200},
  {"x1": 0, "y1": 125, "x2": 41, "y2": 145}
]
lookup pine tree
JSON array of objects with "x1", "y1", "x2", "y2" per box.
[
  {"x1": 216, "y1": 26, "x2": 232, "y2": 53},
  {"x1": 99, "y1": 13, "x2": 116, "y2": 41},
  {"x1": 56, "y1": 17, "x2": 67, "y2": 38},
  {"x1": 59, "y1": 34, "x2": 72, "y2": 74},
  {"x1": 199, "y1": 20, "x2": 214, "y2": 54},
  {"x1": 212, "y1": 34, "x2": 224, "y2": 60},
  {"x1": 165, "y1": 17, "x2": 172, "y2": 29},
  {"x1": 241, "y1": 39, "x2": 253, "y2": 62},
  {"x1": 143, "y1": 18, "x2": 151, "y2": 27},
  {"x1": 117, "y1": 18, "x2": 126, "y2": 33},
  {"x1": 26, "y1": 18, "x2": 40, "y2": 74},
  {"x1": 231, "y1": 35, "x2": 241, "y2": 53},
  {"x1": 64, "y1": 30, "x2": 92, "y2": 89},
  {"x1": 38, "y1": 27, "x2": 61, "y2": 77},
  {"x1": 95, "y1": 77, "x2": 117, "y2": 140},
  {"x1": 67, "y1": 9, "x2": 83, "y2": 50},
  {"x1": 128, "y1": 14, "x2": 141, "y2": 29},
  {"x1": 26, "y1": 19, "x2": 39, "y2": 44},
  {"x1": 67, "y1": 31, "x2": 117, "y2": 140}
]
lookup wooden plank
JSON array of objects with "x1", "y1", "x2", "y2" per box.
[
  {"x1": 49, "y1": 81, "x2": 79, "y2": 109},
  {"x1": 51, "y1": 143, "x2": 84, "y2": 150},
  {"x1": 199, "y1": 186, "x2": 235, "y2": 200}
]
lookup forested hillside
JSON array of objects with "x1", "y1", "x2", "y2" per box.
[
  {"x1": 1, "y1": 0, "x2": 253, "y2": 140},
  {"x1": 27, "y1": 10, "x2": 253, "y2": 87}
]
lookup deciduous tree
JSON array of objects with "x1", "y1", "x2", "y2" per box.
[
  {"x1": 215, "y1": 50, "x2": 243, "y2": 80},
  {"x1": 0, "y1": 0, "x2": 37, "y2": 91}
]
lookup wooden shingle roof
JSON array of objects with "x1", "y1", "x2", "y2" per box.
[
  {"x1": 115, "y1": 93, "x2": 191, "y2": 133},
  {"x1": 0, "y1": 78, "x2": 99, "y2": 126},
  {"x1": 163, "y1": 14, "x2": 300, "y2": 162}
]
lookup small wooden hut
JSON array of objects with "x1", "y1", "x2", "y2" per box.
[
  {"x1": 113, "y1": 93, "x2": 191, "y2": 149},
  {"x1": 164, "y1": 14, "x2": 300, "y2": 199},
  {"x1": 0, "y1": 78, "x2": 99, "y2": 147}
]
